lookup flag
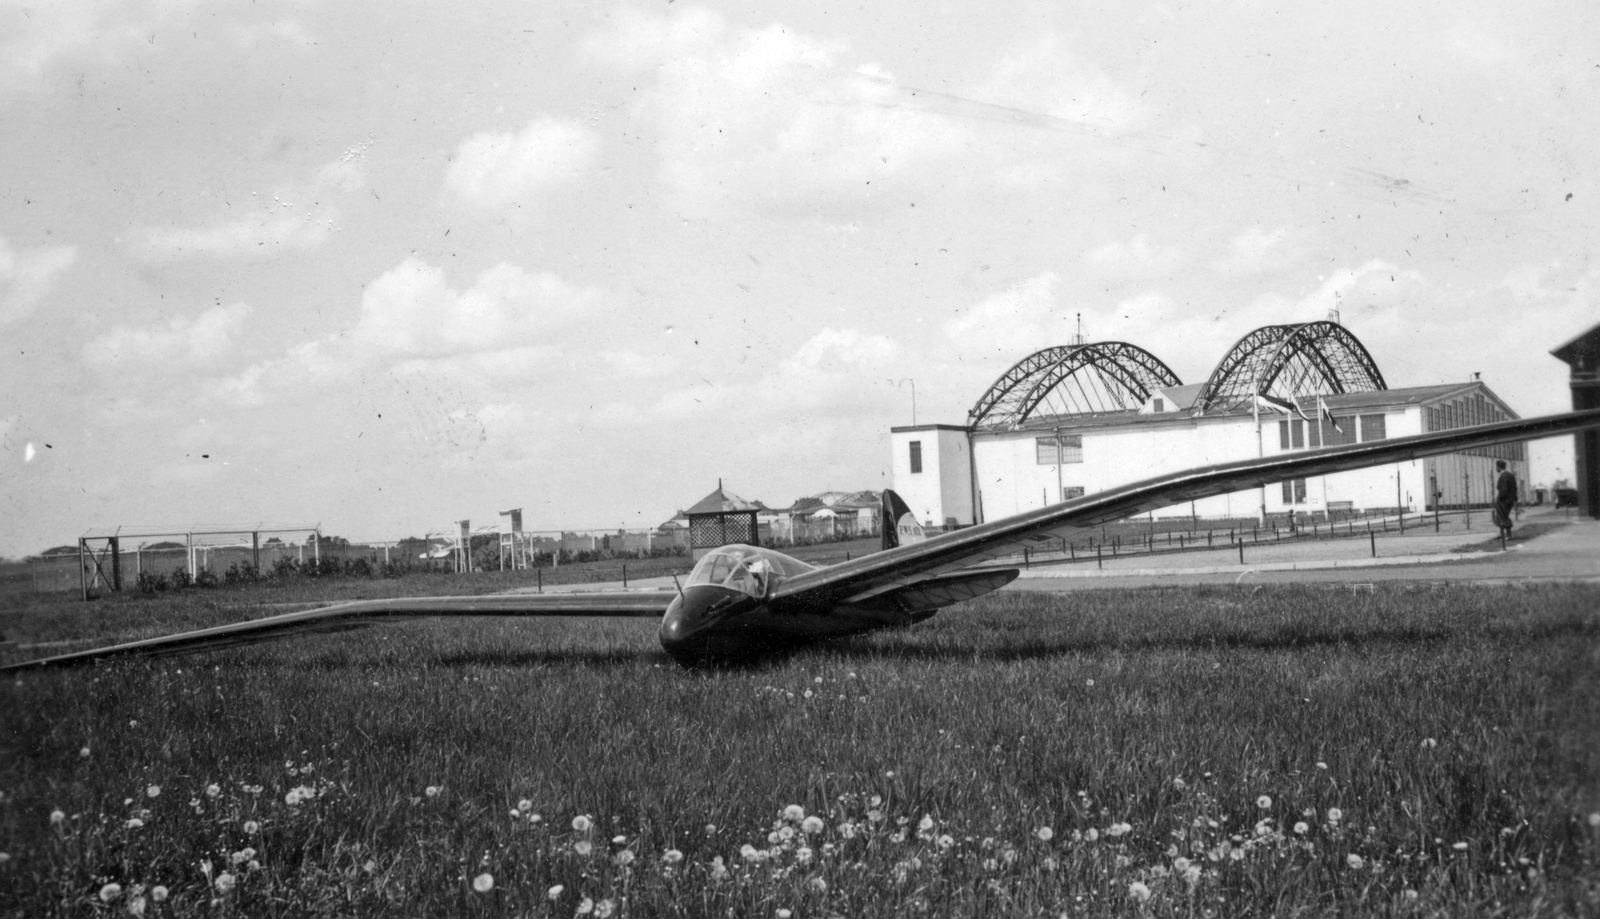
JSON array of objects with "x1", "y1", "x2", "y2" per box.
[
  {"x1": 1290, "y1": 395, "x2": 1314, "y2": 424},
  {"x1": 1253, "y1": 391, "x2": 1294, "y2": 414},
  {"x1": 1318, "y1": 395, "x2": 1343, "y2": 433}
]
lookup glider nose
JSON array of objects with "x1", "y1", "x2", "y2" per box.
[{"x1": 659, "y1": 587, "x2": 748, "y2": 665}]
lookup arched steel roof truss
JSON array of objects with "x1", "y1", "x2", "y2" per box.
[
  {"x1": 1190, "y1": 321, "x2": 1386, "y2": 415},
  {"x1": 968, "y1": 342, "x2": 1182, "y2": 430}
]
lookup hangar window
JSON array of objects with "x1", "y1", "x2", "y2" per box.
[
  {"x1": 1062, "y1": 486, "x2": 1085, "y2": 500},
  {"x1": 1152, "y1": 398, "x2": 1165, "y2": 413},
  {"x1": 1359, "y1": 414, "x2": 1387, "y2": 441},
  {"x1": 1036, "y1": 435, "x2": 1083, "y2": 464},
  {"x1": 909, "y1": 441, "x2": 923, "y2": 474},
  {"x1": 1281, "y1": 478, "x2": 1308, "y2": 505}
]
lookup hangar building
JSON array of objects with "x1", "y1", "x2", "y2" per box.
[{"x1": 890, "y1": 322, "x2": 1527, "y2": 527}]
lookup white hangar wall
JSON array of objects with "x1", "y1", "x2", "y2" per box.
[{"x1": 889, "y1": 382, "x2": 1526, "y2": 526}]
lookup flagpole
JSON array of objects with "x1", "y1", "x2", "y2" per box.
[{"x1": 1255, "y1": 381, "x2": 1266, "y2": 524}]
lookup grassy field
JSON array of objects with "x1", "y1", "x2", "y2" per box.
[{"x1": 2, "y1": 581, "x2": 1598, "y2": 917}]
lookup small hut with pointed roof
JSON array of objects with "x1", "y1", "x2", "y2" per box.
[{"x1": 685, "y1": 481, "x2": 762, "y2": 560}]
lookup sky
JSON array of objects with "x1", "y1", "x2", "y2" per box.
[{"x1": 1, "y1": 0, "x2": 1596, "y2": 556}]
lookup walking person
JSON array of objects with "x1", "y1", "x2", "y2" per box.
[{"x1": 1493, "y1": 460, "x2": 1517, "y2": 540}]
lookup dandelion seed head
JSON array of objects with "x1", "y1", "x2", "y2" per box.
[
  {"x1": 128, "y1": 895, "x2": 147, "y2": 916},
  {"x1": 1128, "y1": 880, "x2": 1151, "y2": 902},
  {"x1": 471, "y1": 872, "x2": 493, "y2": 892},
  {"x1": 151, "y1": 886, "x2": 168, "y2": 902},
  {"x1": 1294, "y1": 822, "x2": 1309, "y2": 834},
  {"x1": 1327, "y1": 808, "x2": 1343, "y2": 823},
  {"x1": 663, "y1": 849, "x2": 684, "y2": 865},
  {"x1": 125, "y1": 817, "x2": 144, "y2": 829},
  {"x1": 595, "y1": 899, "x2": 616, "y2": 919},
  {"x1": 573, "y1": 840, "x2": 593, "y2": 856},
  {"x1": 802, "y1": 815, "x2": 824, "y2": 834},
  {"x1": 214, "y1": 872, "x2": 236, "y2": 893},
  {"x1": 1421, "y1": 737, "x2": 1437, "y2": 749},
  {"x1": 1346, "y1": 853, "x2": 1365, "y2": 870},
  {"x1": 1403, "y1": 889, "x2": 1418, "y2": 901},
  {"x1": 1084, "y1": 827, "x2": 1100, "y2": 842},
  {"x1": 1587, "y1": 812, "x2": 1600, "y2": 828},
  {"x1": 49, "y1": 808, "x2": 65, "y2": 825},
  {"x1": 146, "y1": 785, "x2": 161, "y2": 798},
  {"x1": 572, "y1": 814, "x2": 593, "y2": 832},
  {"x1": 576, "y1": 896, "x2": 594, "y2": 914},
  {"x1": 99, "y1": 882, "x2": 123, "y2": 901},
  {"x1": 1036, "y1": 826, "x2": 1054, "y2": 841},
  {"x1": 79, "y1": 747, "x2": 90, "y2": 758},
  {"x1": 783, "y1": 804, "x2": 805, "y2": 822},
  {"x1": 547, "y1": 884, "x2": 564, "y2": 900},
  {"x1": 615, "y1": 850, "x2": 635, "y2": 866},
  {"x1": 1256, "y1": 795, "x2": 1273, "y2": 809},
  {"x1": 424, "y1": 786, "x2": 440, "y2": 798},
  {"x1": 205, "y1": 783, "x2": 221, "y2": 798}
]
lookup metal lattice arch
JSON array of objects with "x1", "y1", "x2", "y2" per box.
[
  {"x1": 968, "y1": 341, "x2": 1183, "y2": 431},
  {"x1": 1191, "y1": 321, "x2": 1387, "y2": 415}
]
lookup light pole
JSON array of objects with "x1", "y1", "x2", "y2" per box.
[
  {"x1": 1054, "y1": 426, "x2": 1064, "y2": 506},
  {"x1": 892, "y1": 378, "x2": 917, "y2": 426}
]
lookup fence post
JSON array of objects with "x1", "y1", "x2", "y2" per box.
[
  {"x1": 623, "y1": 563, "x2": 628, "y2": 588},
  {"x1": 1238, "y1": 541, "x2": 1244, "y2": 565},
  {"x1": 1096, "y1": 545, "x2": 1102, "y2": 569},
  {"x1": 1370, "y1": 531, "x2": 1376, "y2": 557}
]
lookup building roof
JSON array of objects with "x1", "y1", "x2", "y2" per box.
[
  {"x1": 783, "y1": 490, "x2": 879, "y2": 515},
  {"x1": 1552, "y1": 322, "x2": 1600, "y2": 368},
  {"x1": 684, "y1": 485, "x2": 763, "y2": 516},
  {"x1": 1154, "y1": 383, "x2": 1204, "y2": 410}
]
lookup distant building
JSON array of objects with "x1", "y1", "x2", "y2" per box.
[
  {"x1": 892, "y1": 323, "x2": 1529, "y2": 526},
  {"x1": 1551, "y1": 322, "x2": 1600, "y2": 518}
]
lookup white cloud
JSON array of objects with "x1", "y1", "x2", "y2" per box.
[
  {"x1": 1213, "y1": 226, "x2": 1297, "y2": 277},
  {"x1": 0, "y1": 237, "x2": 78, "y2": 326},
  {"x1": 133, "y1": 154, "x2": 363, "y2": 260},
  {"x1": 443, "y1": 116, "x2": 601, "y2": 211},
  {"x1": 943, "y1": 272, "x2": 1071, "y2": 357},
  {"x1": 586, "y1": 10, "x2": 1142, "y2": 214},
  {"x1": 1085, "y1": 234, "x2": 1186, "y2": 278},
  {"x1": 352, "y1": 259, "x2": 602, "y2": 358},
  {"x1": 81, "y1": 303, "x2": 251, "y2": 370}
]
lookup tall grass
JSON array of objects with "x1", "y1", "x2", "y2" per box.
[{"x1": 2, "y1": 583, "x2": 1597, "y2": 916}]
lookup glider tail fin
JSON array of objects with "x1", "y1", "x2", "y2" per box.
[{"x1": 881, "y1": 489, "x2": 927, "y2": 552}]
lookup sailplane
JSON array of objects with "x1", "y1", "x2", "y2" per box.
[{"x1": 6, "y1": 409, "x2": 1600, "y2": 669}]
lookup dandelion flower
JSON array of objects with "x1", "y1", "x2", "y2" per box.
[
  {"x1": 1589, "y1": 813, "x2": 1600, "y2": 828},
  {"x1": 663, "y1": 849, "x2": 684, "y2": 865},
  {"x1": 214, "y1": 872, "x2": 236, "y2": 893},
  {"x1": 808, "y1": 877, "x2": 827, "y2": 893},
  {"x1": 740, "y1": 843, "x2": 761, "y2": 861},
  {"x1": 151, "y1": 886, "x2": 168, "y2": 902},
  {"x1": 572, "y1": 815, "x2": 593, "y2": 832},
  {"x1": 547, "y1": 884, "x2": 564, "y2": 900},
  {"x1": 573, "y1": 841, "x2": 593, "y2": 856},
  {"x1": 776, "y1": 910, "x2": 792, "y2": 919},
  {"x1": 595, "y1": 900, "x2": 616, "y2": 919},
  {"x1": 1315, "y1": 761, "x2": 1328, "y2": 770},
  {"x1": 517, "y1": 799, "x2": 532, "y2": 814},
  {"x1": 1294, "y1": 822, "x2": 1309, "y2": 835},
  {"x1": 1256, "y1": 795, "x2": 1272, "y2": 809},
  {"x1": 802, "y1": 815, "x2": 824, "y2": 834},
  {"x1": 1327, "y1": 808, "x2": 1343, "y2": 823},
  {"x1": 576, "y1": 896, "x2": 594, "y2": 915},
  {"x1": 99, "y1": 882, "x2": 122, "y2": 901},
  {"x1": 710, "y1": 856, "x2": 730, "y2": 880},
  {"x1": 1183, "y1": 864, "x2": 1202, "y2": 886},
  {"x1": 796, "y1": 846, "x2": 814, "y2": 865},
  {"x1": 206, "y1": 783, "x2": 221, "y2": 798},
  {"x1": 1084, "y1": 827, "x2": 1100, "y2": 842},
  {"x1": 938, "y1": 834, "x2": 954, "y2": 849},
  {"x1": 1128, "y1": 880, "x2": 1151, "y2": 903},
  {"x1": 615, "y1": 850, "x2": 635, "y2": 867},
  {"x1": 1107, "y1": 823, "x2": 1131, "y2": 837},
  {"x1": 128, "y1": 895, "x2": 147, "y2": 916},
  {"x1": 1403, "y1": 889, "x2": 1419, "y2": 901},
  {"x1": 471, "y1": 872, "x2": 493, "y2": 892},
  {"x1": 125, "y1": 818, "x2": 144, "y2": 829},
  {"x1": 1036, "y1": 826, "x2": 1054, "y2": 842},
  {"x1": 1452, "y1": 841, "x2": 1468, "y2": 851},
  {"x1": 79, "y1": 747, "x2": 90, "y2": 758},
  {"x1": 424, "y1": 786, "x2": 441, "y2": 798},
  {"x1": 1042, "y1": 856, "x2": 1058, "y2": 871},
  {"x1": 783, "y1": 804, "x2": 805, "y2": 822},
  {"x1": 704, "y1": 823, "x2": 717, "y2": 835},
  {"x1": 1346, "y1": 853, "x2": 1365, "y2": 870},
  {"x1": 1421, "y1": 737, "x2": 1437, "y2": 749},
  {"x1": 146, "y1": 785, "x2": 161, "y2": 798},
  {"x1": 243, "y1": 820, "x2": 260, "y2": 834},
  {"x1": 49, "y1": 808, "x2": 65, "y2": 825}
]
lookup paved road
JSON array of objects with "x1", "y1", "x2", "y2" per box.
[{"x1": 1008, "y1": 506, "x2": 1600, "y2": 591}]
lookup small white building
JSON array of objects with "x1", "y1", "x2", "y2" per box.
[{"x1": 890, "y1": 324, "x2": 1528, "y2": 526}]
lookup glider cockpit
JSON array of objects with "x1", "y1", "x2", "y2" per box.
[{"x1": 682, "y1": 544, "x2": 817, "y2": 599}]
